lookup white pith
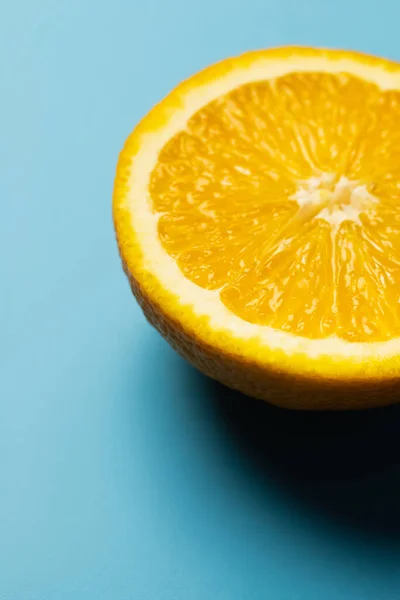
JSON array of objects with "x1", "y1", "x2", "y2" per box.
[
  {"x1": 292, "y1": 173, "x2": 379, "y2": 228},
  {"x1": 124, "y1": 52, "x2": 400, "y2": 361}
]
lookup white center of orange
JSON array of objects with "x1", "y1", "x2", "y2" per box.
[{"x1": 292, "y1": 173, "x2": 379, "y2": 228}]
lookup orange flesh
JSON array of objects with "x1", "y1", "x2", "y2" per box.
[{"x1": 149, "y1": 72, "x2": 400, "y2": 342}]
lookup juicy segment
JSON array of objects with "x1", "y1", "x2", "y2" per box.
[{"x1": 149, "y1": 71, "x2": 400, "y2": 343}]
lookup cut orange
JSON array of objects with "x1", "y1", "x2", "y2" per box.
[{"x1": 113, "y1": 47, "x2": 400, "y2": 409}]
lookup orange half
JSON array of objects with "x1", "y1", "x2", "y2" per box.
[{"x1": 113, "y1": 47, "x2": 400, "y2": 409}]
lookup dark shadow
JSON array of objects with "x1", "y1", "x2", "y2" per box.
[{"x1": 203, "y1": 376, "x2": 400, "y2": 540}]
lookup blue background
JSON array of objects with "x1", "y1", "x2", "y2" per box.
[{"x1": 3, "y1": 1, "x2": 400, "y2": 598}]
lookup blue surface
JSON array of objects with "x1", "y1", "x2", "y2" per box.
[{"x1": 3, "y1": 1, "x2": 400, "y2": 598}]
